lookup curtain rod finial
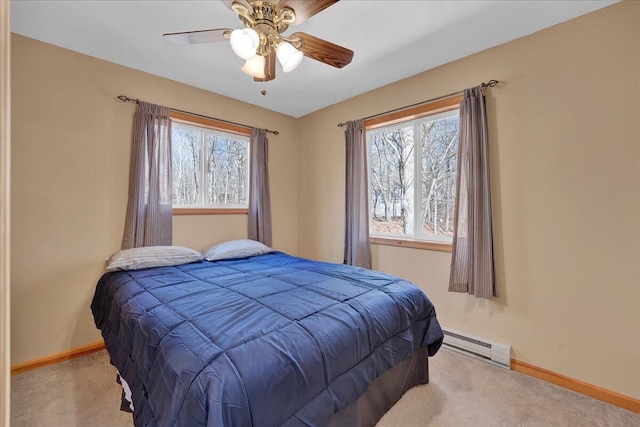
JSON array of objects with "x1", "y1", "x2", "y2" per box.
[
  {"x1": 117, "y1": 95, "x2": 140, "y2": 104},
  {"x1": 482, "y1": 79, "x2": 499, "y2": 88}
]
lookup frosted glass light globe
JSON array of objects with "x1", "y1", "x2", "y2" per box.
[
  {"x1": 276, "y1": 41, "x2": 303, "y2": 73},
  {"x1": 230, "y1": 28, "x2": 259, "y2": 60},
  {"x1": 241, "y1": 55, "x2": 266, "y2": 79}
]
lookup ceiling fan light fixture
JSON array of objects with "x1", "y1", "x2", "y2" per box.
[
  {"x1": 165, "y1": 1, "x2": 353, "y2": 83},
  {"x1": 241, "y1": 54, "x2": 266, "y2": 79},
  {"x1": 276, "y1": 41, "x2": 303, "y2": 73},
  {"x1": 230, "y1": 28, "x2": 260, "y2": 60}
]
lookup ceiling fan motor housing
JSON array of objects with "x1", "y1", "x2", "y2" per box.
[
  {"x1": 234, "y1": 1, "x2": 298, "y2": 54},
  {"x1": 233, "y1": 0, "x2": 296, "y2": 36}
]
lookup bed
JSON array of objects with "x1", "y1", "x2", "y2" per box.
[{"x1": 92, "y1": 248, "x2": 443, "y2": 426}]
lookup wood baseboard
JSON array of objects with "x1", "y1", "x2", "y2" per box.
[
  {"x1": 511, "y1": 359, "x2": 640, "y2": 414},
  {"x1": 11, "y1": 341, "x2": 105, "y2": 376}
]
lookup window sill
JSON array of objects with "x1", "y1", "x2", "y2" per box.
[
  {"x1": 370, "y1": 236, "x2": 452, "y2": 253},
  {"x1": 172, "y1": 208, "x2": 248, "y2": 216}
]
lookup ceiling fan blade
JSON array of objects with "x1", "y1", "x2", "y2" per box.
[
  {"x1": 277, "y1": 0, "x2": 339, "y2": 25},
  {"x1": 291, "y1": 32, "x2": 353, "y2": 68},
  {"x1": 276, "y1": 0, "x2": 339, "y2": 25},
  {"x1": 254, "y1": 52, "x2": 276, "y2": 82},
  {"x1": 221, "y1": 0, "x2": 254, "y2": 14},
  {"x1": 163, "y1": 28, "x2": 231, "y2": 45}
]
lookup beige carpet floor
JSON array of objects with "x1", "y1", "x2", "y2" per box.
[{"x1": 11, "y1": 348, "x2": 639, "y2": 426}]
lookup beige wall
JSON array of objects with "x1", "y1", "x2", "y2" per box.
[
  {"x1": 297, "y1": 1, "x2": 639, "y2": 399},
  {"x1": 10, "y1": 34, "x2": 299, "y2": 363},
  {"x1": 9, "y1": 0, "x2": 640, "y2": 402},
  {"x1": 1, "y1": 1, "x2": 11, "y2": 423}
]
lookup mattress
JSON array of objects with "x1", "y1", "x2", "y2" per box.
[{"x1": 92, "y1": 251, "x2": 443, "y2": 426}]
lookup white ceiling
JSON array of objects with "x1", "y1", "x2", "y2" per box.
[{"x1": 11, "y1": 0, "x2": 616, "y2": 118}]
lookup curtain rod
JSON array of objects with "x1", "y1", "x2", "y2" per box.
[
  {"x1": 116, "y1": 95, "x2": 279, "y2": 135},
  {"x1": 337, "y1": 79, "x2": 499, "y2": 127}
]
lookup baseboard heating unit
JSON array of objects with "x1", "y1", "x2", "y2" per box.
[{"x1": 442, "y1": 328, "x2": 511, "y2": 370}]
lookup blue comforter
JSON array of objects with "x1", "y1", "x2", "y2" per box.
[{"x1": 92, "y1": 252, "x2": 443, "y2": 426}]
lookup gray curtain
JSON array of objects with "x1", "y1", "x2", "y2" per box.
[
  {"x1": 449, "y1": 86, "x2": 497, "y2": 298},
  {"x1": 121, "y1": 101, "x2": 173, "y2": 249},
  {"x1": 344, "y1": 119, "x2": 371, "y2": 269},
  {"x1": 248, "y1": 128, "x2": 272, "y2": 246}
]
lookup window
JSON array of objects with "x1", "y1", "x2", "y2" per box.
[
  {"x1": 367, "y1": 96, "x2": 461, "y2": 250},
  {"x1": 171, "y1": 112, "x2": 250, "y2": 214}
]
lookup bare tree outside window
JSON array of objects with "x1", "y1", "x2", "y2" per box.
[
  {"x1": 205, "y1": 134, "x2": 248, "y2": 206},
  {"x1": 172, "y1": 127, "x2": 202, "y2": 205},
  {"x1": 369, "y1": 110, "x2": 459, "y2": 241},
  {"x1": 420, "y1": 116, "x2": 459, "y2": 237},
  {"x1": 172, "y1": 122, "x2": 249, "y2": 208},
  {"x1": 370, "y1": 126, "x2": 414, "y2": 234}
]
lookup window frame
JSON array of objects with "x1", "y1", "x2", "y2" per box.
[
  {"x1": 170, "y1": 111, "x2": 251, "y2": 216},
  {"x1": 366, "y1": 94, "x2": 463, "y2": 252}
]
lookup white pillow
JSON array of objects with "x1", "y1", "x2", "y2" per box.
[
  {"x1": 105, "y1": 246, "x2": 203, "y2": 272},
  {"x1": 203, "y1": 239, "x2": 273, "y2": 261}
]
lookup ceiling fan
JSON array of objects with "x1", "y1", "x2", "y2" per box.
[{"x1": 163, "y1": 0, "x2": 354, "y2": 83}]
